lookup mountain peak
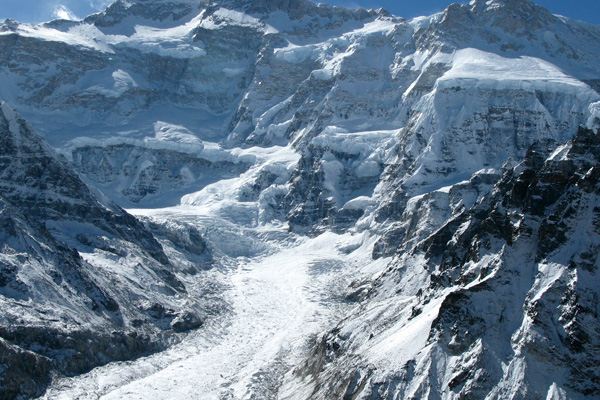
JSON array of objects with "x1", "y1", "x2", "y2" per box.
[
  {"x1": 468, "y1": 0, "x2": 552, "y2": 18},
  {"x1": 84, "y1": 0, "x2": 204, "y2": 30},
  {"x1": 435, "y1": 0, "x2": 557, "y2": 37}
]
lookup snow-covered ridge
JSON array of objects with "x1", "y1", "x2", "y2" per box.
[
  {"x1": 1, "y1": 12, "x2": 209, "y2": 57},
  {"x1": 437, "y1": 48, "x2": 594, "y2": 90},
  {"x1": 0, "y1": 0, "x2": 374, "y2": 56}
]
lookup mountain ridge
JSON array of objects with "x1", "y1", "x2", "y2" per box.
[
  {"x1": 0, "y1": 102, "x2": 216, "y2": 398},
  {"x1": 289, "y1": 126, "x2": 600, "y2": 399}
]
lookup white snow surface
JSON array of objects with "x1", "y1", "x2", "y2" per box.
[{"x1": 438, "y1": 48, "x2": 592, "y2": 90}]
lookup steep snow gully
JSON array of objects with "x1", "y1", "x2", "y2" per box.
[{"x1": 1, "y1": 0, "x2": 600, "y2": 398}]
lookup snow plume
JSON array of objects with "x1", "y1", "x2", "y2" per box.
[{"x1": 52, "y1": 4, "x2": 78, "y2": 20}]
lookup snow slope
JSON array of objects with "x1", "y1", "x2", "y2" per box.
[{"x1": 290, "y1": 126, "x2": 600, "y2": 399}]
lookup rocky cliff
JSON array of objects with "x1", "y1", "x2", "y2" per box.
[
  {"x1": 288, "y1": 126, "x2": 600, "y2": 399},
  {"x1": 0, "y1": 102, "x2": 212, "y2": 398}
]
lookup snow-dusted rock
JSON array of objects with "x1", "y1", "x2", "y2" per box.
[
  {"x1": 289, "y1": 126, "x2": 600, "y2": 399},
  {"x1": 0, "y1": 103, "x2": 214, "y2": 398}
]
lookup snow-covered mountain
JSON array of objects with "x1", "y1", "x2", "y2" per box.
[
  {"x1": 285, "y1": 126, "x2": 600, "y2": 399},
  {"x1": 0, "y1": 102, "x2": 216, "y2": 398},
  {"x1": 0, "y1": 0, "x2": 599, "y2": 398}
]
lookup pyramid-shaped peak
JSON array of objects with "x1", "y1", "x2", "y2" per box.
[{"x1": 0, "y1": 102, "x2": 54, "y2": 157}]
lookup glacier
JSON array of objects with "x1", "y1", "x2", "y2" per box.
[{"x1": 0, "y1": 0, "x2": 599, "y2": 398}]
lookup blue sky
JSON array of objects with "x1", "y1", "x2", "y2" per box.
[{"x1": 0, "y1": 0, "x2": 599, "y2": 25}]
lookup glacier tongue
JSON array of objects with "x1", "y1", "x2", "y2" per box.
[{"x1": 41, "y1": 211, "x2": 371, "y2": 400}]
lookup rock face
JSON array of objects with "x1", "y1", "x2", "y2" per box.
[
  {"x1": 0, "y1": 337, "x2": 51, "y2": 399},
  {"x1": 0, "y1": 103, "x2": 212, "y2": 399},
  {"x1": 1, "y1": 0, "x2": 599, "y2": 213},
  {"x1": 290, "y1": 127, "x2": 600, "y2": 399},
  {"x1": 70, "y1": 142, "x2": 251, "y2": 206}
]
